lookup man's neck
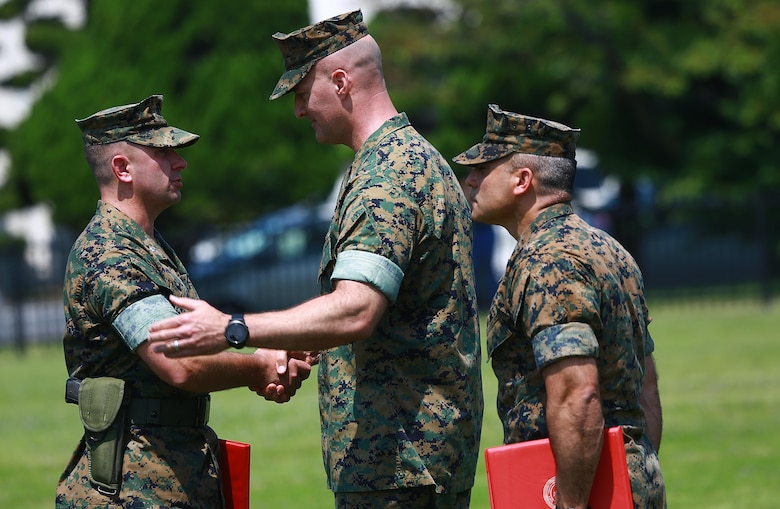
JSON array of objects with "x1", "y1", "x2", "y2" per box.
[
  {"x1": 102, "y1": 197, "x2": 156, "y2": 237},
  {"x1": 348, "y1": 93, "x2": 398, "y2": 152}
]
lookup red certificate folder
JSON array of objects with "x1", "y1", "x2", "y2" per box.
[
  {"x1": 484, "y1": 426, "x2": 633, "y2": 509},
  {"x1": 218, "y1": 439, "x2": 251, "y2": 509}
]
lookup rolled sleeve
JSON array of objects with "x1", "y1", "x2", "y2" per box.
[
  {"x1": 113, "y1": 294, "x2": 178, "y2": 351},
  {"x1": 532, "y1": 321, "x2": 599, "y2": 369},
  {"x1": 331, "y1": 250, "x2": 404, "y2": 304}
]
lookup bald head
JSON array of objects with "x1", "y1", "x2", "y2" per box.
[
  {"x1": 318, "y1": 35, "x2": 386, "y2": 91},
  {"x1": 293, "y1": 33, "x2": 398, "y2": 151}
]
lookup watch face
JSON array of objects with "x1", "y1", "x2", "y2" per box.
[{"x1": 226, "y1": 320, "x2": 248, "y2": 348}]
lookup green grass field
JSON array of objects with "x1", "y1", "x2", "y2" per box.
[{"x1": 1, "y1": 299, "x2": 778, "y2": 508}]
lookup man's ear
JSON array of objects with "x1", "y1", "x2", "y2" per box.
[
  {"x1": 512, "y1": 166, "x2": 533, "y2": 197},
  {"x1": 331, "y1": 69, "x2": 351, "y2": 96},
  {"x1": 111, "y1": 154, "x2": 132, "y2": 183}
]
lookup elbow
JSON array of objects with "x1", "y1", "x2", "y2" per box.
[
  {"x1": 565, "y1": 385, "x2": 604, "y2": 429},
  {"x1": 331, "y1": 280, "x2": 388, "y2": 342},
  {"x1": 154, "y1": 361, "x2": 200, "y2": 391},
  {"x1": 159, "y1": 372, "x2": 190, "y2": 390},
  {"x1": 138, "y1": 342, "x2": 206, "y2": 392},
  {"x1": 588, "y1": 396, "x2": 606, "y2": 428},
  {"x1": 162, "y1": 371, "x2": 190, "y2": 390},
  {"x1": 578, "y1": 388, "x2": 605, "y2": 426},
  {"x1": 346, "y1": 308, "x2": 381, "y2": 341}
]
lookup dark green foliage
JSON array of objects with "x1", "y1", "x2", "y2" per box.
[
  {"x1": 4, "y1": 0, "x2": 347, "y2": 231},
  {"x1": 1, "y1": 0, "x2": 779, "y2": 263},
  {"x1": 374, "y1": 0, "x2": 780, "y2": 202},
  {"x1": 0, "y1": 0, "x2": 26, "y2": 20},
  {"x1": 371, "y1": 0, "x2": 780, "y2": 271}
]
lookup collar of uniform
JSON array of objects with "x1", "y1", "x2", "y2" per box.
[
  {"x1": 353, "y1": 112, "x2": 410, "y2": 162},
  {"x1": 96, "y1": 200, "x2": 162, "y2": 249},
  {"x1": 517, "y1": 202, "x2": 574, "y2": 247}
]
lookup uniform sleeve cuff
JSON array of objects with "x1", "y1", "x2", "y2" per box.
[
  {"x1": 113, "y1": 294, "x2": 178, "y2": 351},
  {"x1": 331, "y1": 250, "x2": 404, "y2": 304},
  {"x1": 532, "y1": 322, "x2": 599, "y2": 369}
]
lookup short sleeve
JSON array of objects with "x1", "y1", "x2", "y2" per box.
[
  {"x1": 521, "y1": 252, "x2": 602, "y2": 368},
  {"x1": 337, "y1": 179, "x2": 419, "y2": 273},
  {"x1": 331, "y1": 250, "x2": 404, "y2": 303},
  {"x1": 531, "y1": 321, "x2": 599, "y2": 369},
  {"x1": 113, "y1": 294, "x2": 178, "y2": 351}
]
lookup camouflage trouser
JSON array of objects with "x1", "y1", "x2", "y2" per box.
[
  {"x1": 626, "y1": 435, "x2": 667, "y2": 509},
  {"x1": 55, "y1": 426, "x2": 223, "y2": 508},
  {"x1": 335, "y1": 486, "x2": 472, "y2": 509}
]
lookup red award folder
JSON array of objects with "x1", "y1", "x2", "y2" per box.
[
  {"x1": 484, "y1": 426, "x2": 633, "y2": 509},
  {"x1": 218, "y1": 439, "x2": 251, "y2": 509}
]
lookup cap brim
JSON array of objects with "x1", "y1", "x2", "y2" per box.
[
  {"x1": 452, "y1": 142, "x2": 514, "y2": 165},
  {"x1": 126, "y1": 126, "x2": 200, "y2": 148},
  {"x1": 269, "y1": 62, "x2": 314, "y2": 100}
]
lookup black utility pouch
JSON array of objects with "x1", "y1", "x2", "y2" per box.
[
  {"x1": 78, "y1": 377, "x2": 128, "y2": 497},
  {"x1": 65, "y1": 376, "x2": 81, "y2": 404}
]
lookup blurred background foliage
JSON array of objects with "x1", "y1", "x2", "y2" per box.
[
  {"x1": 0, "y1": 0, "x2": 778, "y2": 260},
  {"x1": 1, "y1": 0, "x2": 352, "y2": 235}
]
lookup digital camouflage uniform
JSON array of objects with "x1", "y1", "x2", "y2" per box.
[
  {"x1": 56, "y1": 202, "x2": 222, "y2": 508},
  {"x1": 57, "y1": 96, "x2": 222, "y2": 508},
  {"x1": 455, "y1": 105, "x2": 665, "y2": 508},
  {"x1": 269, "y1": 10, "x2": 483, "y2": 506},
  {"x1": 317, "y1": 113, "x2": 484, "y2": 499},
  {"x1": 487, "y1": 206, "x2": 665, "y2": 508}
]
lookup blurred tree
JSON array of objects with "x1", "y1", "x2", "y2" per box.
[
  {"x1": 3, "y1": 0, "x2": 350, "y2": 234},
  {"x1": 370, "y1": 0, "x2": 780, "y2": 273},
  {"x1": 2, "y1": 0, "x2": 779, "y2": 272},
  {"x1": 373, "y1": 0, "x2": 779, "y2": 194},
  {"x1": 0, "y1": 0, "x2": 45, "y2": 213}
]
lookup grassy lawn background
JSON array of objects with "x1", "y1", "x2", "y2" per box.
[{"x1": 0, "y1": 298, "x2": 778, "y2": 508}]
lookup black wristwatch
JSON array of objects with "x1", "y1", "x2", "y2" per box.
[{"x1": 225, "y1": 314, "x2": 248, "y2": 349}]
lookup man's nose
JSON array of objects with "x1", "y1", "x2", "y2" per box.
[{"x1": 171, "y1": 151, "x2": 187, "y2": 170}]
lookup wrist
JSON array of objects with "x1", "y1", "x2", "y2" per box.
[{"x1": 224, "y1": 313, "x2": 249, "y2": 348}]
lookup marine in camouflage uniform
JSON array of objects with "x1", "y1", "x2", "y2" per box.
[
  {"x1": 273, "y1": 11, "x2": 483, "y2": 507},
  {"x1": 56, "y1": 96, "x2": 220, "y2": 508},
  {"x1": 144, "y1": 11, "x2": 483, "y2": 508},
  {"x1": 453, "y1": 105, "x2": 665, "y2": 509},
  {"x1": 57, "y1": 96, "x2": 309, "y2": 507},
  {"x1": 317, "y1": 112, "x2": 483, "y2": 500}
]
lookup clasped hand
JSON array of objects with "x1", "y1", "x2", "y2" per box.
[{"x1": 252, "y1": 348, "x2": 314, "y2": 404}]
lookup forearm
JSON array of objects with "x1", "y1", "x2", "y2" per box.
[
  {"x1": 244, "y1": 279, "x2": 387, "y2": 352},
  {"x1": 175, "y1": 352, "x2": 277, "y2": 393},
  {"x1": 547, "y1": 398, "x2": 604, "y2": 508},
  {"x1": 148, "y1": 280, "x2": 388, "y2": 358},
  {"x1": 140, "y1": 343, "x2": 277, "y2": 393},
  {"x1": 247, "y1": 296, "x2": 377, "y2": 351},
  {"x1": 544, "y1": 358, "x2": 604, "y2": 509}
]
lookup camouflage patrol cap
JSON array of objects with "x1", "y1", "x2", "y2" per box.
[
  {"x1": 269, "y1": 10, "x2": 369, "y2": 100},
  {"x1": 76, "y1": 95, "x2": 199, "y2": 148},
  {"x1": 453, "y1": 104, "x2": 580, "y2": 165}
]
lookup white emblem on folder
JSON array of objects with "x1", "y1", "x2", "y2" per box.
[{"x1": 543, "y1": 476, "x2": 557, "y2": 508}]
